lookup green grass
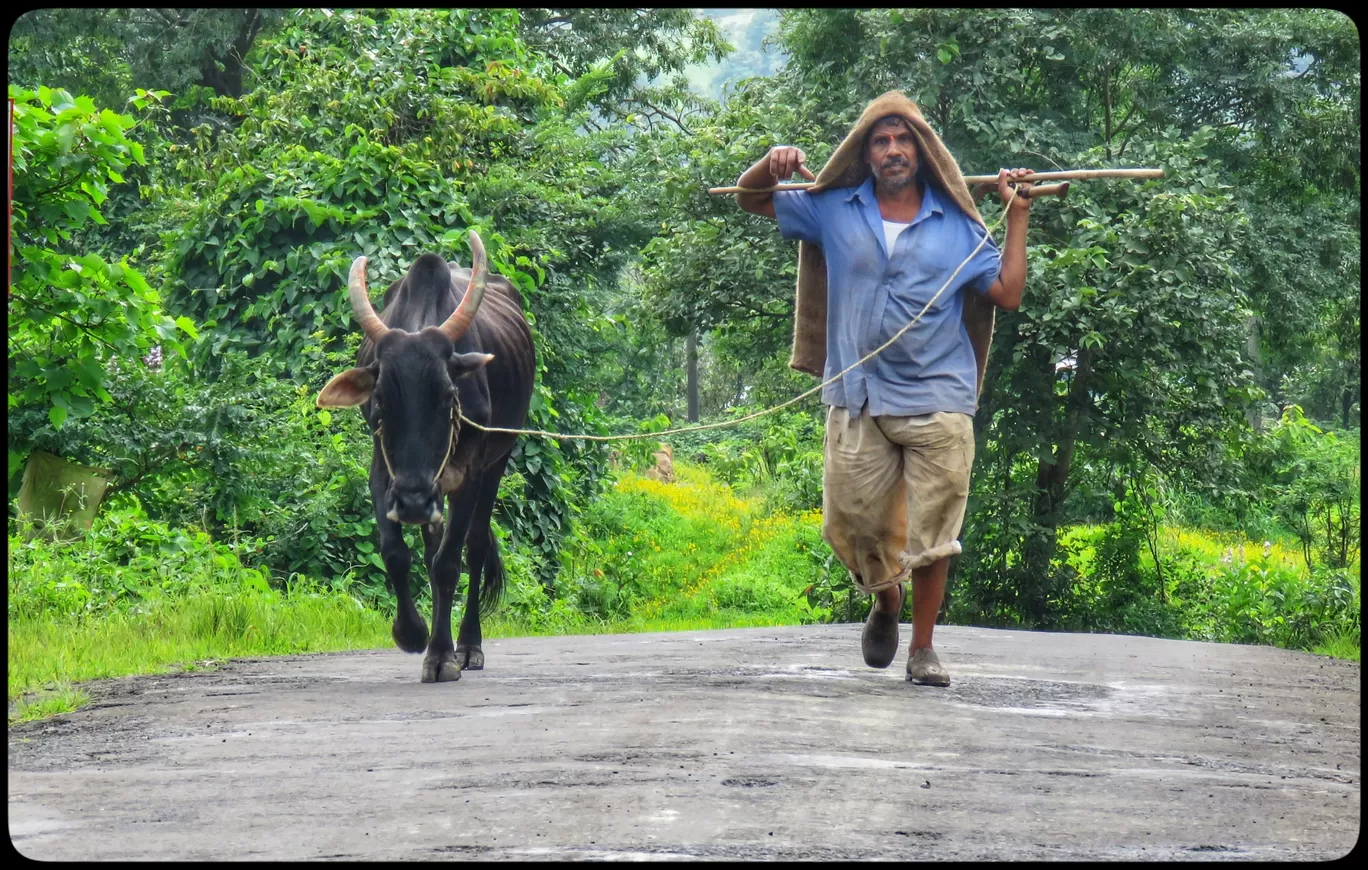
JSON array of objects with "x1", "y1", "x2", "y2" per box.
[
  {"x1": 8, "y1": 686, "x2": 90, "y2": 724},
  {"x1": 1312, "y1": 629, "x2": 1361, "y2": 662},
  {"x1": 6, "y1": 596, "x2": 804, "y2": 725},
  {"x1": 8, "y1": 589, "x2": 392, "y2": 724}
]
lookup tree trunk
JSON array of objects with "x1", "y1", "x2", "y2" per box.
[
  {"x1": 686, "y1": 329, "x2": 699, "y2": 423},
  {"x1": 1022, "y1": 348, "x2": 1094, "y2": 625},
  {"x1": 195, "y1": 9, "x2": 265, "y2": 99},
  {"x1": 1245, "y1": 314, "x2": 1263, "y2": 430}
]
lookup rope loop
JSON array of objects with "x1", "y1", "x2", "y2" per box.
[{"x1": 374, "y1": 393, "x2": 462, "y2": 485}]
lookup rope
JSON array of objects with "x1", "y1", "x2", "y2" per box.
[
  {"x1": 462, "y1": 187, "x2": 1023, "y2": 443},
  {"x1": 377, "y1": 396, "x2": 461, "y2": 483}
]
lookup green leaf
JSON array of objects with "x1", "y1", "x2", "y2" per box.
[
  {"x1": 49, "y1": 405, "x2": 68, "y2": 429},
  {"x1": 175, "y1": 316, "x2": 200, "y2": 339}
]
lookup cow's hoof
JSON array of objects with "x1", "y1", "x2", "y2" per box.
[
  {"x1": 457, "y1": 645, "x2": 484, "y2": 670},
  {"x1": 392, "y1": 615, "x2": 429, "y2": 654},
  {"x1": 421, "y1": 652, "x2": 462, "y2": 683}
]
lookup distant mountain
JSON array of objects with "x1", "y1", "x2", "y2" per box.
[{"x1": 683, "y1": 8, "x2": 785, "y2": 102}]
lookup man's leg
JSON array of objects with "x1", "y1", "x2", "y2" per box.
[
  {"x1": 821, "y1": 405, "x2": 909, "y2": 668},
  {"x1": 875, "y1": 411, "x2": 975, "y2": 686},
  {"x1": 909, "y1": 557, "x2": 950, "y2": 651}
]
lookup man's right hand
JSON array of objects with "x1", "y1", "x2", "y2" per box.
[
  {"x1": 767, "y1": 146, "x2": 817, "y2": 183},
  {"x1": 736, "y1": 146, "x2": 816, "y2": 219}
]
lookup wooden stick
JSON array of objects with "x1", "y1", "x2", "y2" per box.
[{"x1": 707, "y1": 167, "x2": 1164, "y2": 195}]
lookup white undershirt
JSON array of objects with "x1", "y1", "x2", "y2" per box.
[{"x1": 882, "y1": 219, "x2": 911, "y2": 254}]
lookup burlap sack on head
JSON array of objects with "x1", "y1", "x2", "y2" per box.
[{"x1": 789, "y1": 90, "x2": 997, "y2": 402}]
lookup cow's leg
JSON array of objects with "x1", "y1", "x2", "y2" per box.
[
  {"x1": 421, "y1": 517, "x2": 444, "y2": 582},
  {"x1": 373, "y1": 465, "x2": 428, "y2": 654},
  {"x1": 457, "y1": 453, "x2": 510, "y2": 670},
  {"x1": 422, "y1": 480, "x2": 480, "y2": 683}
]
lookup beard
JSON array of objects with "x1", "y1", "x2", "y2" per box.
[{"x1": 873, "y1": 157, "x2": 918, "y2": 191}]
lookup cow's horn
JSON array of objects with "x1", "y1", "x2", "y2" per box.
[
  {"x1": 348, "y1": 256, "x2": 390, "y2": 342},
  {"x1": 438, "y1": 230, "x2": 487, "y2": 343}
]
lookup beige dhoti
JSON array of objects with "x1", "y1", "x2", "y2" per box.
[{"x1": 822, "y1": 406, "x2": 975, "y2": 595}]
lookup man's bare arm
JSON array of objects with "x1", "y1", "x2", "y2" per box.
[
  {"x1": 984, "y1": 209, "x2": 1029, "y2": 311},
  {"x1": 982, "y1": 168, "x2": 1034, "y2": 311},
  {"x1": 735, "y1": 146, "x2": 815, "y2": 219}
]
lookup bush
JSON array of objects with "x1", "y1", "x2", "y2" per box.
[
  {"x1": 1052, "y1": 521, "x2": 1360, "y2": 654},
  {"x1": 549, "y1": 465, "x2": 831, "y2": 625},
  {"x1": 665, "y1": 408, "x2": 825, "y2": 513},
  {"x1": 8, "y1": 495, "x2": 271, "y2": 621},
  {"x1": 12, "y1": 337, "x2": 401, "y2": 605},
  {"x1": 1258, "y1": 407, "x2": 1360, "y2": 571}
]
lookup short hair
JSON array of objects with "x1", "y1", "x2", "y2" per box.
[{"x1": 864, "y1": 115, "x2": 914, "y2": 156}]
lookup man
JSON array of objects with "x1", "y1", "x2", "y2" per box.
[{"x1": 733, "y1": 91, "x2": 1033, "y2": 686}]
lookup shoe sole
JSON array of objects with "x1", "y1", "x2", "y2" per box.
[{"x1": 905, "y1": 672, "x2": 951, "y2": 687}]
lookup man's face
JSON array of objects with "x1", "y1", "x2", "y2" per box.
[{"x1": 866, "y1": 116, "x2": 919, "y2": 192}]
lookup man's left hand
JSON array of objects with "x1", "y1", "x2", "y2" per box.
[{"x1": 997, "y1": 167, "x2": 1035, "y2": 213}]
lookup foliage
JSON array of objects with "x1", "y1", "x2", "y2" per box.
[
  {"x1": 5, "y1": 9, "x2": 1359, "y2": 687},
  {"x1": 1252, "y1": 407, "x2": 1361, "y2": 571},
  {"x1": 7, "y1": 85, "x2": 192, "y2": 483},
  {"x1": 14, "y1": 338, "x2": 401, "y2": 604},
  {"x1": 959, "y1": 129, "x2": 1257, "y2": 626},
  {"x1": 665, "y1": 409, "x2": 825, "y2": 514},
  {"x1": 8, "y1": 494, "x2": 271, "y2": 621},
  {"x1": 551, "y1": 467, "x2": 826, "y2": 625},
  {"x1": 160, "y1": 8, "x2": 561, "y2": 364},
  {"x1": 518, "y1": 8, "x2": 732, "y2": 129},
  {"x1": 8, "y1": 9, "x2": 286, "y2": 108},
  {"x1": 8, "y1": 499, "x2": 389, "y2": 716}
]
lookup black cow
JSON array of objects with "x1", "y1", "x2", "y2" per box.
[{"x1": 317, "y1": 231, "x2": 534, "y2": 682}]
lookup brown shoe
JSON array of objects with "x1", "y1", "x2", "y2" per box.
[
  {"x1": 861, "y1": 584, "x2": 905, "y2": 669},
  {"x1": 906, "y1": 647, "x2": 950, "y2": 686}
]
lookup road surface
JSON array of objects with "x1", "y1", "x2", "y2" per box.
[{"x1": 8, "y1": 624, "x2": 1361, "y2": 860}]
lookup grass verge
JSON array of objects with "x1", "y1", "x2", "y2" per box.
[
  {"x1": 1312, "y1": 629, "x2": 1362, "y2": 663},
  {"x1": 8, "y1": 590, "x2": 390, "y2": 724}
]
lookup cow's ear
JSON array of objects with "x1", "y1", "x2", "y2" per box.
[
  {"x1": 448, "y1": 351, "x2": 494, "y2": 380},
  {"x1": 317, "y1": 366, "x2": 377, "y2": 407}
]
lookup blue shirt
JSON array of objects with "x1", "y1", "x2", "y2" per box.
[{"x1": 774, "y1": 178, "x2": 1001, "y2": 417}]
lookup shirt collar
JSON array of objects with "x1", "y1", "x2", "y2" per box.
[{"x1": 847, "y1": 176, "x2": 945, "y2": 221}]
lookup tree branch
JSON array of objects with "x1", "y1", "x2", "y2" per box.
[
  {"x1": 634, "y1": 98, "x2": 694, "y2": 136},
  {"x1": 10, "y1": 294, "x2": 119, "y2": 353}
]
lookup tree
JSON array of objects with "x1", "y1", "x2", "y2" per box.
[
  {"x1": 8, "y1": 9, "x2": 286, "y2": 107},
  {"x1": 519, "y1": 8, "x2": 732, "y2": 131},
  {"x1": 7, "y1": 86, "x2": 193, "y2": 484}
]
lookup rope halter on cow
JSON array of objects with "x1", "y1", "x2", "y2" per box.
[{"x1": 372, "y1": 395, "x2": 461, "y2": 490}]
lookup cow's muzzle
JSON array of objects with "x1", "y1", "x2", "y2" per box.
[{"x1": 387, "y1": 482, "x2": 443, "y2": 526}]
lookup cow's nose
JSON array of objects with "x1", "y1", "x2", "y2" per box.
[{"x1": 389, "y1": 484, "x2": 440, "y2": 524}]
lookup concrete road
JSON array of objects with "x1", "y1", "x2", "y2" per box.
[{"x1": 8, "y1": 624, "x2": 1360, "y2": 860}]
